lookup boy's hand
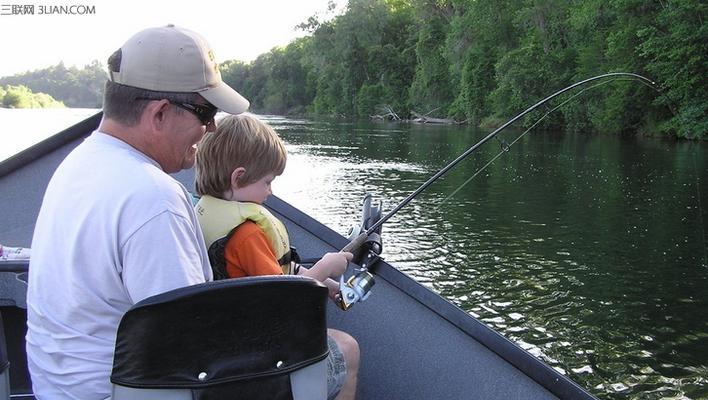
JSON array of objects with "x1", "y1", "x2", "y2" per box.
[
  {"x1": 325, "y1": 278, "x2": 341, "y2": 301},
  {"x1": 318, "y1": 251, "x2": 353, "y2": 278},
  {"x1": 302, "y1": 251, "x2": 353, "y2": 286}
]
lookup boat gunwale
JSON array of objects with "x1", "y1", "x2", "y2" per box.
[{"x1": 265, "y1": 195, "x2": 597, "y2": 400}]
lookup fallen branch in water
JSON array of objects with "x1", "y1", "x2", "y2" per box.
[
  {"x1": 370, "y1": 105, "x2": 401, "y2": 121},
  {"x1": 410, "y1": 110, "x2": 460, "y2": 124}
]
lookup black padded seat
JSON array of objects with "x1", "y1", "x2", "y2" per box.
[{"x1": 111, "y1": 275, "x2": 329, "y2": 400}]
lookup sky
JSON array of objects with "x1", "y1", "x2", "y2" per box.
[{"x1": 0, "y1": 0, "x2": 342, "y2": 78}]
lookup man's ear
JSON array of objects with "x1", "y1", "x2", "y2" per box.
[
  {"x1": 144, "y1": 100, "x2": 171, "y2": 132},
  {"x1": 230, "y1": 167, "x2": 246, "y2": 189}
]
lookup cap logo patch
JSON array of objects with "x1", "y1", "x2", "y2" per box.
[{"x1": 207, "y1": 49, "x2": 219, "y2": 72}]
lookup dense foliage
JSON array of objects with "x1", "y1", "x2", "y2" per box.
[
  {"x1": 0, "y1": 61, "x2": 105, "y2": 108},
  {"x1": 1, "y1": 0, "x2": 704, "y2": 138},
  {"x1": 222, "y1": 0, "x2": 705, "y2": 139},
  {"x1": 0, "y1": 84, "x2": 65, "y2": 108}
]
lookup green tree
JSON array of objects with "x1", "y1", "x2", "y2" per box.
[
  {"x1": 637, "y1": 0, "x2": 707, "y2": 139},
  {"x1": 216, "y1": 0, "x2": 705, "y2": 138},
  {"x1": 446, "y1": 0, "x2": 517, "y2": 124},
  {"x1": 0, "y1": 61, "x2": 105, "y2": 107},
  {"x1": 1, "y1": 84, "x2": 64, "y2": 108},
  {"x1": 299, "y1": 0, "x2": 416, "y2": 116},
  {"x1": 408, "y1": 0, "x2": 454, "y2": 116},
  {"x1": 220, "y1": 60, "x2": 251, "y2": 100},
  {"x1": 489, "y1": 0, "x2": 575, "y2": 129}
]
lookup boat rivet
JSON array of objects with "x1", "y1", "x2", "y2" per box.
[
  {"x1": 198, "y1": 372, "x2": 207, "y2": 381},
  {"x1": 347, "y1": 292, "x2": 355, "y2": 300},
  {"x1": 276, "y1": 361, "x2": 284, "y2": 369}
]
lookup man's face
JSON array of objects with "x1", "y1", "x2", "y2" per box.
[{"x1": 160, "y1": 101, "x2": 216, "y2": 173}]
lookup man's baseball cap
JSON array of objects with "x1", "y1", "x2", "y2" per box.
[{"x1": 109, "y1": 24, "x2": 249, "y2": 114}]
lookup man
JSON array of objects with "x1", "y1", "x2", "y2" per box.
[{"x1": 25, "y1": 24, "x2": 249, "y2": 399}]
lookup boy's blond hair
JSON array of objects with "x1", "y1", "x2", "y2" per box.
[{"x1": 195, "y1": 114, "x2": 286, "y2": 198}]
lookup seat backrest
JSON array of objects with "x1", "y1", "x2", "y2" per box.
[{"x1": 111, "y1": 275, "x2": 329, "y2": 400}]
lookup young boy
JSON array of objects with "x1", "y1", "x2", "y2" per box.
[{"x1": 194, "y1": 114, "x2": 359, "y2": 400}]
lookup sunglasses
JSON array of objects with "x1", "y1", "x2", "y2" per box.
[{"x1": 137, "y1": 97, "x2": 218, "y2": 126}]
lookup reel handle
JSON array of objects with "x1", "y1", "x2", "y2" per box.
[{"x1": 335, "y1": 271, "x2": 375, "y2": 311}]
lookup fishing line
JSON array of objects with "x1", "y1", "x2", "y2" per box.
[
  {"x1": 342, "y1": 73, "x2": 657, "y2": 252},
  {"x1": 439, "y1": 77, "x2": 640, "y2": 205},
  {"x1": 692, "y1": 145, "x2": 707, "y2": 267}
]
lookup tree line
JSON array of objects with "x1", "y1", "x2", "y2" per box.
[
  {"x1": 221, "y1": 0, "x2": 705, "y2": 139},
  {"x1": 0, "y1": 61, "x2": 105, "y2": 108},
  {"x1": 0, "y1": 84, "x2": 65, "y2": 108},
  {"x1": 2, "y1": 0, "x2": 704, "y2": 139}
]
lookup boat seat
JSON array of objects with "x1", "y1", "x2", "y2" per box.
[{"x1": 111, "y1": 275, "x2": 330, "y2": 400}]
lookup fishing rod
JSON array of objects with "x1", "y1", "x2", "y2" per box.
[
  {"x1": 440, "y1": 75, "x2": 654, "y2": 204},
  {"x1": 335, "y1": 72, "x2": 656, "y2": 310},
  {"x1": 343, "y1": 72, "x2": 655, "y2": 251}
]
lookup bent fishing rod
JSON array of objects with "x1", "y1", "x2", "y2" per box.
[
  {"x1": 343, "y1": 72, "x2": 656, "y2": 252},
  {"x1": 335, "y1": 72, "x2": 656, "y2": 309}
]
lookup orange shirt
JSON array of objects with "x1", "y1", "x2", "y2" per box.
[{"x1": 224, "y1": 220, "x2": 284, "y2": 278}]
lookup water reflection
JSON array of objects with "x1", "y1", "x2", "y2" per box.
[{"x1": 262, "y1": 115, "x2": 708, "y2": 400}]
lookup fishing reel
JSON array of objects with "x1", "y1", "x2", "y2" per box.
[
  {"x1": 336, "y1": 270, "x2": 375, "y2": 311},
  {"x1": 336, "y1": 194, "x2": 383, "y2": 311}
]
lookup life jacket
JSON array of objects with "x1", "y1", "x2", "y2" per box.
[{"x1": 195, "y1": 195, "x2": 296, "y2": 279}]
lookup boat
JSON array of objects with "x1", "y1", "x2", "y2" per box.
[{"x1": 0, "y1": 112, "x2": 597, "y2": 399}]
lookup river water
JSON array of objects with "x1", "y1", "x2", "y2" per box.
[{"x1": 3, "y1": 110, "x2": 707, "y2": 399}]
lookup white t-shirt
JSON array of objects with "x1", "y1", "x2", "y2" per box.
[{"x1": 26, "y1": 131, "x2": 212, "y2": 399}]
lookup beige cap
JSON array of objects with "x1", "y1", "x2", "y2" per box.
[{"x1": 109, "y1": 24, "x2": 249, "y2": 114}]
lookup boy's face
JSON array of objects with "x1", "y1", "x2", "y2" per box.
[{"x1": 235, "y1": 173, "x2": 277, "y2": 204}]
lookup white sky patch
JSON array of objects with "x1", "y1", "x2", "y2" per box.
[{"x1": 0, "y1": 0, "x2": 343, "y2": 77}]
